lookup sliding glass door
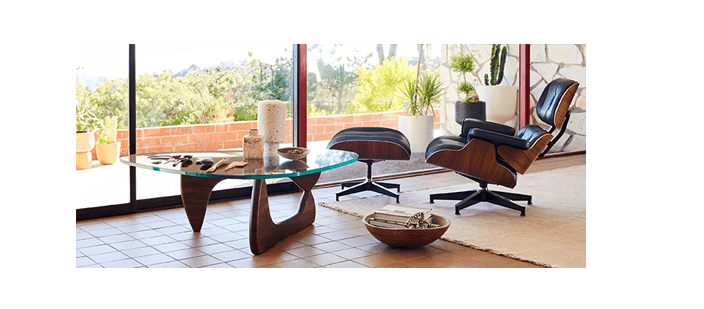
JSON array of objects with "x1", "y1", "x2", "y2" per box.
[
  {"x1": 75, "y1": 45, "x2": 131, "y2": 210},
  {"x1": 76, "y1": 44, "x2": 297, "y2": 218},
  {"x1": 133, "y1": 45, "x2": 295, "y2": 204},
  {"x1": 305, "y1": 44, "x2": 443, "y2": 184}
]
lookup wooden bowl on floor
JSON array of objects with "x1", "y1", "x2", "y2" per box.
[{"x1": 362, "y1": 213, "x2": 450, "y2": 248}]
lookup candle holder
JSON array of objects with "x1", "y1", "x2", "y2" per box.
[{"x1": 257, "y1": 100, "x2": 287, "y2": 155}]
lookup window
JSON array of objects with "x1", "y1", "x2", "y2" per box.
[
  {"x1": 305, "y1": 44, "x2": 443, "y2": 184},
  {"x1": 76, "y1": 44, "x2": 130, "y2": 209},
  {"x1": 134, "y1": 45, "x2": 294, "y2": 201},
  {"x1": 76, "y1": 44, "x2": 297, "y2": 217}
]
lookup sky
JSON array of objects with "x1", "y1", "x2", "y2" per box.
[{"x1": 76, "y1": 44, "x2": 439, "y2": 88}]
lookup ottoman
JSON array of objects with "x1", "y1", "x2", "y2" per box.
[{"x1": 327, "y1": 127, "x2": 411, "y2": 203}]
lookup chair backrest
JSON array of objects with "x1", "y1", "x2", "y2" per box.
[
  {"x1": 498, "y1": 78, "x2": 580, "y2": 173},
  {"x1": 536, "y1": 78, "x2": 580, "y2": 129}
]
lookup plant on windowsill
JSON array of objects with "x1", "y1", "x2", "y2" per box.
[
  {"x1": 450, "y1": 51, "x2": 485, "y2": 124},
  {"x1": 96, "y1": 115, "x2": 120, "y2": 165},
  {"x1": 76, "y1": 106, "x2": 104, "y2": 170}
]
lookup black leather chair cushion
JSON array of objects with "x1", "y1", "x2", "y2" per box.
[
  {"x1": 467, "y1": 129, "x2": 531, "y2": 150},
  {"x1": 426, "y1": 124, "x2": 549, "y2": 160},
  {"x1": 460, "y1": 118, "x2": 515, "y2": 138},
  {"x1": 536, "y1": 78, "x2": 579, "y2": 127},
  {"x1": 514, "y1": 125, "x2": 550, "y2": 146},
  {"x1": 425, "y1": 135, "x2": 466, "y2": 158},
  {"x1": 327, "y1": 127, "x2": 412, "y2": 159}
]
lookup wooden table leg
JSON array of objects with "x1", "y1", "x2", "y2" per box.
[
  {"x1": 249, "y1": 172, "x2": 321, "y2": 255},
  {"x1": 180, "y1": 176, "x2": 224, "y2": 232}
]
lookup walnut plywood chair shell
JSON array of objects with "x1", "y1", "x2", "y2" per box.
[{"x1": 424, "y1": 78, "x2": 579, "y2": 216}]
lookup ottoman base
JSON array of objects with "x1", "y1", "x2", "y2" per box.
[{"x1": 335, "y1": 160, "x2": 400, "y2": 203}]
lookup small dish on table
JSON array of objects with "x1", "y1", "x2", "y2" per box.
[{"x1": 277, "y1": 147, "x2": 310, "y2": 160}]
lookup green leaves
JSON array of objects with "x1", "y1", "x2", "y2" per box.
[
  {"x1": 449, "y1": 53, "x2": 477, "y2": 77},
  {"x1": 353, "y1": 57, "x2": 417, "y2": 113},
  {"x1": 399, "y1": 74, "x2": 444, "y2": 116},
  {"x1": 76, "y1": 54, "x2": 293, "y2": 129}
]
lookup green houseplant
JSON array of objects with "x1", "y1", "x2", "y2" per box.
[
  {"x1": 476, "y1": 44, "x2": 518, "y2": 125},
  {"x1": 483, "y1": 44, "x2": 507, "y2": 86},
  {"x1": 96, "y1": 115, "x2": 120, "y2": 165},
  {"x1": 450, "y1": 52, "x2": 485, "y2": 123},
  {"x1": 76, "y1": 106, "x2": 104, "y2": 169},
  {"x1": 398, "y1": 72, "x2": 444, "y2": 153}
]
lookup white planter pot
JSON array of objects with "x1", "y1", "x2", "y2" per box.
[
  {"x1": 398, "y1": 114, "x2": 434, "y2": 153},
  {"x1": 476, "y1": 85, "x2": 518, "y2": 125}
]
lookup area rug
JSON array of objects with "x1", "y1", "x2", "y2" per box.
[{"x1": 319, "y1": 165, "x2": 586, "y2": 268}]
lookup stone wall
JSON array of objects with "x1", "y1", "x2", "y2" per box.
[{"x1": 440, "y1": 44, "x2": 586, "y2": 154}]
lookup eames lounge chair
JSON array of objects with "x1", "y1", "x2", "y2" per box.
[{"x1": 424, "y1": 78, "x2": 579, "y2": 216}]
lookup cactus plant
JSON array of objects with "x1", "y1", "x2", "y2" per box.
[{"x1": 484, "y1": 44, "x2": 507, "y2": 86}]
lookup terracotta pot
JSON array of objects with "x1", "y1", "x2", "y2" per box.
[
  {"x1": 76, "y1": 131, "x2": 96, "y2": 153},
  {"x1": 96, "y1": 142, "x2": 121, "y2": 165},
  {"x1": 76, "y1": 152, "x2": 93, "y2": 170}
]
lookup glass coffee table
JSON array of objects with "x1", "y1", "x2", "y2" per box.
[{"x1": 121, "y1": 149, "x2": 358, "y2": 254}]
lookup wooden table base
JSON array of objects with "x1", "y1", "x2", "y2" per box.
[
  {"x1": 180, "y1": 176, "x2": 224, "y2": 233},
  {"x1": 180, "y1": 172, "x2": 322, "y2": 255}
]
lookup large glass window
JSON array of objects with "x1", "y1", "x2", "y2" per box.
[
  {"x1": 305, "y1": 44, "x2": 443, "y2": 184},
  {"x1": 134, "y1": 45, "x2": 294, "y2": 201},
  {"x1": 75, "y1": 45, "x2": 130, "y2": 209}
]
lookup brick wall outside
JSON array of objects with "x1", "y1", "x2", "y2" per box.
[{"x1": 89, "y1": 110, "x2": 441, "y2": 159}]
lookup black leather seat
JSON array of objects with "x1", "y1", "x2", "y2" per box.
[
  {"x1": 425, "y1": 78, "x2": 580, "y2": 216},
  {"x1": 327, "y1": 127, "x2": 411, "y2": 203}
]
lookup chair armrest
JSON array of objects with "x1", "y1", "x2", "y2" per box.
[
  {"x1": 460, "y1": 118, "x2": 515, "y2": 138},
  {"x1": 467, "y1": 128, "x2": 531, "y2": 150}
]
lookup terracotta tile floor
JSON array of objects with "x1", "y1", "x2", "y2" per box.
[
  {"x1": 76, "y1": 154, "x2": 584, "y2": 268},
  {"x1": 75, "y1": 177, "x2": 535, "y2": 268}
]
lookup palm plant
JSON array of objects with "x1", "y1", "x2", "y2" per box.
[
  {"x1": 399, "y1": 74, "x2": 443, "y2": 116},
  {"x1": 399, "y1": 79, "x2": 421, "y2": 115},
  {"x1": 417, "y1": 74, "x2": 443, "y2": 116}
]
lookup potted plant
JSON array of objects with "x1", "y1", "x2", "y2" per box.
[
  {"x1": 450, "y1": 51, "x2": 485, "y2": 123},
  {"x1": 96, "y1": 115, "x2": 120, "y2": 165},
  {"x1": 476, "y1": 44, "x2": 518, "y2": 125},
  {"x1": 398, "y1": 73, "x2": 443, "y2": 153},
  {"x1": 76, "y1": 106, "x2": 103, "y2": 170}
]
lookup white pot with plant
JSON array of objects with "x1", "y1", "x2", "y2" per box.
[
  {"x1": 476, "y1": 44, "x2": 518, "y2": 125},
  {"x1": 96, "y1": 115, "x2": 121, "y2": 165},
  {"x1": 398, "y1": 73, "x2": 443, "y2": 153}
]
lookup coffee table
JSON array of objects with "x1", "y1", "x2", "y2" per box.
[{"x1": 120, "y1": 149, "x2": 358, "y2": 254}]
